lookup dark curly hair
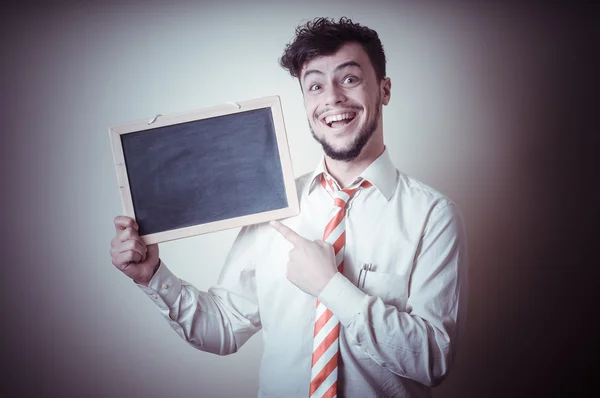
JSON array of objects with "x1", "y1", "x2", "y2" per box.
[{"x1": 280, "y1": 17, "x2": 387, "y2": 82}]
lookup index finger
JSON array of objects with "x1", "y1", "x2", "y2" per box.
[
  {"x1": 269, "y1": 220, "x2": 306, "y2": 246},
  {"x1": 114, "y1": 216, "x2": 138, "y2": 233}
]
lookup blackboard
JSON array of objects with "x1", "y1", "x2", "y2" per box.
[{"x1": 109, "y1": 96, "x2": 299, "y2": 244}]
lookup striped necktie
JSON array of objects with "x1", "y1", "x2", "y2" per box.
[{"x1": 309, "y1": 174, "x2": 372, "y2": 398}]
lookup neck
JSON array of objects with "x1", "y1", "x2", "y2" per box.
[{"x1": 325, "y1": 138, "x2": 385, "y2": 188}]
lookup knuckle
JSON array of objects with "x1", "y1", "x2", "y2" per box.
[
  {"x1": 129, "y1": 240, "x2": 140, "y2": 251},
  {"x1": 124, "y1": 251, "x2": 134, "y2": 262},
  {"x1": 112, "y1": 255, "x2": 124, "y2": 267}
]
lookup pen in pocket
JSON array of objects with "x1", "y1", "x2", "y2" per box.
[{"x1": 357, "y1": 263, "x2": 372, "y2": 288}]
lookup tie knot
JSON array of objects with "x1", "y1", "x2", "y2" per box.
[{"x1": 321, "y1": 174, "x2": 372, "y2": 208}]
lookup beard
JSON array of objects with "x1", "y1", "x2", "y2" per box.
[{"x1": 309, "y1": 101, "x2": 380, "y2": 162}]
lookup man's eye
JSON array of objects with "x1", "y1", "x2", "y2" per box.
[
  {"x1": 343, "y1": 76, "x2": 358, "y2": 84},
  {"x1": 309, "y1": 84, "x2": 322, "y2": 91}
]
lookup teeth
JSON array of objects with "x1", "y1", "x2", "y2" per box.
[{"x1": 324, "y1": 112, "x2": 355, "y2": 125}]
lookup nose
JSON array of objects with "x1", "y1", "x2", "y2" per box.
[{"x1": 324, "y1": 83, "x2": 346, "y2": 106}]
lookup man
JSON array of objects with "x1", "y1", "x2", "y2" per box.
[{"x1": 111, "y1": 17, "x2": 467, "y2": 398}]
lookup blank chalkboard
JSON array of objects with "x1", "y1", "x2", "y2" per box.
[{"x1": 109, "y1": 96, "x2": 299, "y2": 244}]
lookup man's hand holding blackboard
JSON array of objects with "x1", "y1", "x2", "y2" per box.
[
  {"x1": 270, "y1": 220, "x2": 338, "y2": 298},
  {"x1": 111, "y1": 216, "x2": 160, "y2": 287}
]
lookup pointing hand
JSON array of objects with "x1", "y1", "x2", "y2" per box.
[{"x1": 270, "y1": 220, "x2": 337, "y2": 297}]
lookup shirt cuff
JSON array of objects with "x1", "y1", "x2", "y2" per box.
[
  {"x1": 318, "y1": 272, "x2": 367, "y2": 326},
  {"x1": 136, "y1": 260, "x2": 183, "y2": 310}
]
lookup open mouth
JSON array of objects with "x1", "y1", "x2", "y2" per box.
[{"x1": 321, "y1": 112, "x2": 358, "y2": 129}]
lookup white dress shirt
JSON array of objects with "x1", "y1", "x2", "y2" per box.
[{"x1": 138, "y1": 148, "x2": 468, "y2": 397}]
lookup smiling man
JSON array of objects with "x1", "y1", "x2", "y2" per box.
[{"x1": 111, "y1": 17, "x2": 468, "y2": 398}]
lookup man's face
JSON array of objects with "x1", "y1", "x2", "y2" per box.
[{"x1": 300, "y1": 42, "x2": 390, "y2": 161}]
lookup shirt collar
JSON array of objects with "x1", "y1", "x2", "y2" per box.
[{"x1": 307, "y1": 147, "x2": 397, "y2": 201}]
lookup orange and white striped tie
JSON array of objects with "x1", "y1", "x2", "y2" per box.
[{"x1": 309, "y1": 174, "x2": 372, "y2": 398}]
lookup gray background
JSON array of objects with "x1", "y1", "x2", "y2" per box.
[{"x1": 1, "y1": 1, "x2": 596, "y2": 397}]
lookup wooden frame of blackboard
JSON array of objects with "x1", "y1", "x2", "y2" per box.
[{"x1": 109, "y1": 95, "x2": 299, "y2": 244}]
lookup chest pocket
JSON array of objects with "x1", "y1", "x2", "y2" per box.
[{"x1": 358, "y1": 270, "x2": 409, "y2": 311}]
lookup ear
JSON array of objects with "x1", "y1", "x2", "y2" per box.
[{"x1": 380, "y1": 77, "x2": 391, "y2": 105}]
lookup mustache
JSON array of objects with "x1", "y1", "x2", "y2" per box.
[{"x1": 315, "y1": 105, "x2": 362, "y2": 119}]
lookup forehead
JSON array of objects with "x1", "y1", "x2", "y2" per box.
[{"x1": 300, "y1": 42, "x2": 372, "y2": 78}]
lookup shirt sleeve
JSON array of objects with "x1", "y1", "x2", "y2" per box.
[
  {"x1": 136, "y1": 224, "x2": 262, "y2": 355},
  {"x1": 318, "y1": 203, "x2": 468, "y2": 387}
]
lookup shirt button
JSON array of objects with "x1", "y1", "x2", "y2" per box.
[
  {"x1": 161, "y1": 283, "x2": 169, "y2": 290},
  {"x1": 151, "y1": 294, "x2": 159, "y2": 300}
]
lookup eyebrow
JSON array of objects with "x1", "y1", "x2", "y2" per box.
[{"x1": 302, "y1": 60, "x2": 362, "y2": 82}]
